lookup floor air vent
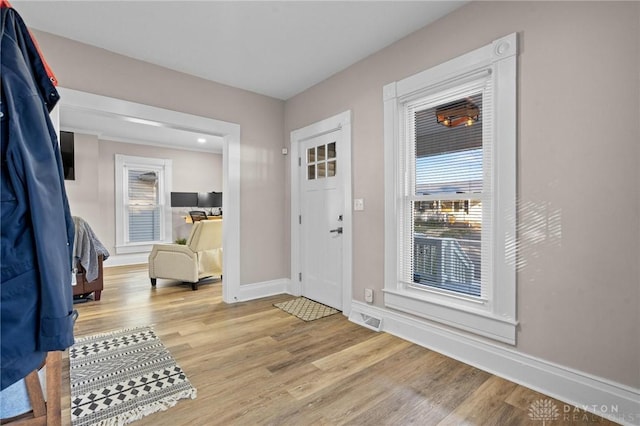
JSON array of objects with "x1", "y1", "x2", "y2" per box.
[{"x1": 348, "y1": 309, "x2": 383, "y2": 332}]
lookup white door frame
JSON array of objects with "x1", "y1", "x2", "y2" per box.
[
  {"x1": 56, "y1": 88, "x2": 241, "y2": 304},
  {"x1": 290, "y1": 111, "x2": 352, "y2": 315}
]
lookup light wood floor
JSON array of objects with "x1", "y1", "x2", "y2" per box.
[{"x1": 60, "y1": 265, "x2": 615, "y2": 426}]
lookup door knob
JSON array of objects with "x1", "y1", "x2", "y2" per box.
[{"x1": 329, "y1": 227, "x2": 343, "y2": 234}]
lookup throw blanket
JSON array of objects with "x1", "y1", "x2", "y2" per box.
[{"x1": 73, "y1": 216, "x2": 109, "y2": 282}]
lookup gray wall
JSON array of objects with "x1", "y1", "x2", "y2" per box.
[
  {"x1": 284, "y1": 1, "x2": 640, "y2": 388},
  {"x1": 35, "y1": 30, "x2": 287, "y2": 286}
]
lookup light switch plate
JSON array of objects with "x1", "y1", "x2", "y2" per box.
[{"x1": 354, "y1": 198, "x2": 364, "y2": 211}]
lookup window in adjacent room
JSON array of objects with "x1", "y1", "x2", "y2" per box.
[
  {"x1": 383, "y1": 33, "x2": 518, "y2": 344},
  {"x1": 115, "y1": 155, "x2": 172, "y2": 254}
]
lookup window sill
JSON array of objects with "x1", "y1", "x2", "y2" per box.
[{"x1": 383, "y1": 288, "x2": 517, "y2": 345}]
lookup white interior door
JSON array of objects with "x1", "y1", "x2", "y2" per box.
[{"x1": 300, "y1": 130, "x2": 344, "y2": 310}]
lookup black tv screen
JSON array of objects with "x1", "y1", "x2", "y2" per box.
[
  {"x1": 60, "y1": 131, "x2": 75, "y2": 180},
  {"x1": 170, "y1": 192, "x2": 198, "y2": 207},
  {"x1": 197, "y1": 192, "x2": 222, "y2": 208}
]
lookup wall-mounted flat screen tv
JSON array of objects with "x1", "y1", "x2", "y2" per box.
[
  {"x1": 60, "y1": 131, "x2": 75, "y2": 180},
  {"x1": 197, "y1": 192, "x2": 222, "y2": 208},
  {"x1": 170, "y1": 192, "x2": 198, "y2": 207}
]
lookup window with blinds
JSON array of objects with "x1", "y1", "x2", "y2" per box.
[
  {"x1": 383, "y1": 33, "x2": 517, "y2": 344},
  {"x1": 115, "y1": 154, "x2": 172, "y2": 255},
  {"x1": 403, "y1": 92, "x2": 489, "y2": 299},
  {"x1": 126, "y1": 169, "x2": 161, "y2": 243}
]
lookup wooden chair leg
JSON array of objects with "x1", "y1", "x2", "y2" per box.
[
  {"x1": 23, "y1": 371, "x2": 46, "y2": 418},
  {"x1": 1, "y1": 352, "x2": 61, "y2": 426},
  {"x1": 45, "y1": 352, "x2": 61, "y2": 426}
]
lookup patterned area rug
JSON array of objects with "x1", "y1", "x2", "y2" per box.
[
  {"x1": 274, "y1": 297, "x2": 340, "y2": 321},
  {"x1": 69, "y1": 326, "x2": 196, "y2": 426}
]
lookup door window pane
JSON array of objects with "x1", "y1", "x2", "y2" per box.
[
  {"x1": 327, "y1": 160, "x2": 336, "y2": 177},
  {"x1": 317, "y1": 162, "x2": 326, "y2": 179},
  {"x1": 307, "y1": 142, "x2": 338, "y2": 180},
  {"x1": 327, "y1": 142, "x2": 336, "y2": 159}
]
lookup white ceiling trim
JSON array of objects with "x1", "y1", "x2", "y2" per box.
[{"x1": 58, "y1": 87, "x2": 227, "y2": 153}]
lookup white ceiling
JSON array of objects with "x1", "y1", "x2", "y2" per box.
[{"x1": 12, "y1": 1, "x2": 467, "y2": 151}]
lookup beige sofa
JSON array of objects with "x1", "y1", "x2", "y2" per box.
[{"x1": 148, "y1": 220, "x2": 222, "y2": 290}]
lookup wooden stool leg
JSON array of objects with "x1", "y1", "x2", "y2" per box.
[{"x1": 45, "y1": 352, "x2": 61, "y2": 426}]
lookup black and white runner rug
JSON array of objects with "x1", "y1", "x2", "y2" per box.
[{"x1": 69, "y1": 326, "x2": 196, "y2": 426}]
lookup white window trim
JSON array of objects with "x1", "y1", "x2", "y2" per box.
[
  {"x1": 115, "y1": 154, "x2": 173, "y2": 254},
  {"x1": 383, "y1": 33, "x2": 518, "y2": 344}
]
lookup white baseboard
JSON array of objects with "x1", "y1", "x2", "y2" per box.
[
  {"x1": 350, "y1": 301, "x2": 640, "y2": 426},
  {"x1": 236, "y1": 278, "x2": 290, "y2": 302}
]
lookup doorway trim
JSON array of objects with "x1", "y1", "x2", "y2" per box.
[
  {"x1": 56, "y1": 88, "x2": 241, "y2": 304},
  {"x1": 290, "y1": 111, "x2": 352, "y2": 315}
]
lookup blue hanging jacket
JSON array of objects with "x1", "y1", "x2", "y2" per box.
[{"x1": 1, "y1": 6, "x2": 75, "y2": 390}]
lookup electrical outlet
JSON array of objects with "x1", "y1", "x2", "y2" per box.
[
  {"x1": 364, "y1": 288, "x2": 374, "y2": 303},
  {"x1": 354, "y1": 198, "x2": 364, "y2": 211}
]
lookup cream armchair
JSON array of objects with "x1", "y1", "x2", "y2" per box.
[{"x1": 149, "y1": 220, "x2": 222, "y2": 290}]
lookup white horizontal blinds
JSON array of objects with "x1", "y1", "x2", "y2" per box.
[
  {"x1": 406, "y1": 91, "x2": 488, "y2": 298},
  {"x1": 127, "y1": 168, "x2": 161, "y2": 243}
]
